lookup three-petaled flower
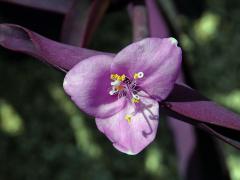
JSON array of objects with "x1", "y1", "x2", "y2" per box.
[{"x1": 63, "y1": 38, "x2": 182, "y2": 155}]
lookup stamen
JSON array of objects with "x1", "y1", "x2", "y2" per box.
[
  {"x1": 118, "y1": 74, "x2": 126, "y2": 82},
  {"x1": 138, "y1": 72, "x2": 144, "y2": 78},
  {"x1": 111, "y1": 74, "x2": 118, "y2": 80},
  {"x1": 111, "y1": 80, "x2": 121, "y2": 86},
  {"x1": 131, "y1": 94, "x2": 140, "y2": 103},
  {"x1": 109, "y1": 74, "x2": 126, "y2": 96},
  {"x1": 134, "y1": 72, "x2": 144, "y2": 79},
  {"x1": 109, "y1": 89, "x2": 117, "y2": 95},
  {"x1": 124, "y1": 114, "x2": 132, "y2": 123},
  {"x1": 111, "y1": 74, "x2": 126, "y2": 81},
  {"x1": 109, "y1": 72, "x2": 146, "y2": 125},
  {"x1": 115, "y1": 85, "x2": 124, "y2": 91},
  {"x1": 109, "y1": 72, "x2": 143, "y2": 104}
]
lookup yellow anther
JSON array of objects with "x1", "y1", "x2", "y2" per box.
[
  {"x1": 117, "y1": 76, "x2": 121, "y2": 81},
  {"x1": 134, "y1": 73, "x2": 139, "y2": 79},
  {"x1": 121, "y1": 74, "x2": 126, "y2": 81},
  {"x1": 111, "y1": 74, "x2": 126, "y2": 81},
  {"x1": 131, "y1": 98, "x2": 140, "y2": 103},
  {"x1": 134, "y1": 72, "x2": 144, "y2": 79},
  {"x1": 116, "y1": 74, "x2": 125, "y2": 81},
  {"x1": 131, "y1": 94, "x2": 140, "y2": 103},
  {"x1": 111, "y1": 74, "x2": 118, "y2": 80},
  {"x1": 110, "y1": 74, "x2": 115, "y2": 80},
  {"x1": 124, "y1": 114, "x2": 132, "y2": 123}
]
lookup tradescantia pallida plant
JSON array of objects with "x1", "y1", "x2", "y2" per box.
[
  {"x1": 1, "y1": 22, "x2": 240, "y2": 155},
  {"x1": 63, "y1": 37, "x2": 182, "y2": 154},
  {"x1": 0, "y1": 0, "x2": 240, "y2": 158},
  {"x1": 0, "y1": 24, "x2": 182, "y2": 154},
  {"x1": 2, "y1": 1, "x2": 239, "y2": 179}
]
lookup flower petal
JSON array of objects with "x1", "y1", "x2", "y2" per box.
[
  {"x1": 111, "y1": 38, "x2": 182, "y2": 100},
  {"x1": 63, "y1": 55, "x2": 126, "y2": 118},
  {"x1": 96, "y1": 96, "x2": 159, "y2": 155}
]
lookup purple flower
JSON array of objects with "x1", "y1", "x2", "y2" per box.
[
  {"x1": 1, "y1": 24, "x2": 240, "y2": 153},
  {"x1": 63, "y1": 38, "x2": 182, "y2": 154}
]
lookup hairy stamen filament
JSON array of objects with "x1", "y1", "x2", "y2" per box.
[
  {"x1": 109, "y1": 72, "x2": 144, "y2": 104},
  {"x1": 109, "y1": 72, "x2": 144, "y2": 124}
]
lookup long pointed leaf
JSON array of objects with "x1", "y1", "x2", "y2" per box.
[
  {"x1": 145, "y1": 0, "x2": 169, "y2": 38},
  {"x1": 163, "y1": 84, "x2": 240, "y2": 131},
  {"x1": 61, "y1": 0, "x2": 110, "y2": 47},
  {"x1": 0, "y1": 24, "x2": 113, "y2": 72},
  {"x1": 199, "y1": 124, "x2": 240, "y2": 149},
  {"x1": 131, "y1": 0, "x2": 149, "y2": 41},
  {"x1": 0, "y1": 0, "x2": 73, "y2": 14}
]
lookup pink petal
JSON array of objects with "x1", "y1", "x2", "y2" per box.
[
  {"x1": 96, "y1": 96, "x2": 159, "y2": 155},
  {"x1": 63, "y1": 55, "x2": 126, "y2": 118},
  {"x1": 111, "y1": 38, "x2": 182, "y2": 101}
]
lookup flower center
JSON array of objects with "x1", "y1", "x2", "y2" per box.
[
  {"x1": 109, "y1": 72, "x2": 144, "y2": 102},
  {"x1": 109, "y1": 72, "x2": 144, "y2": 123}
]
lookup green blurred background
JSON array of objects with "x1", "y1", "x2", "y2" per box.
[{"x1": 0, "y1": 0, "x2": 240, "y2": 179}]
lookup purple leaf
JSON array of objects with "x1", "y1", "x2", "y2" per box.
[
  {"x1": 169, "y1": 119, "x2": 231, "y2": 179},
  {"x1": 199, "y1": 124, "x2": 240, "y2": 149},
  {"x1": 147, "y1": 1, "x2": 230, "y2": 178},
  {"x1": 144, "y1": 1, "x2": 223, "y2": 178},
  {"x1": 163, "y1": 83, "x2": 240, "y2": 131},
  {"x1": 61, "y1": 0, "x2": 110, "y2": 47},
  {"x1": 145, "y1": 0, "x2": 169, "y2": 38},
  {"x1": 130, "y1": 5, "x2": 229, "y2": 177},
  {"x1": 0, "y1": 24, "x2": 113, "y2": 72},
  {"x1": 131, "y1": 0, "x2": 149, "y2": 41},
  {"x1": 0, "y1": 0, "x2": 73, "y2": 14}
]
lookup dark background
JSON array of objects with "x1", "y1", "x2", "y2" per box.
[{"x1": 0, "y1": 0, "x2": 240, "y2": 179}]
